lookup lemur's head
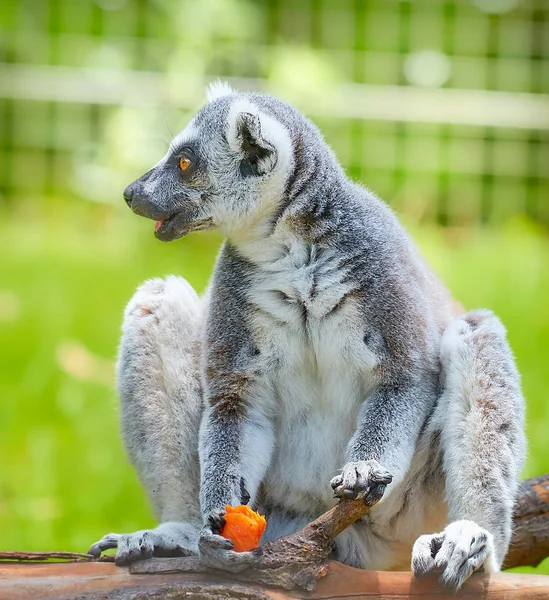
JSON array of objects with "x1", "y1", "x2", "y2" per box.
[{"x1": 124, "y1": 82, "x2": 321, "y2": 243}]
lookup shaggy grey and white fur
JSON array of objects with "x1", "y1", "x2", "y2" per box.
[{"x1": 89, "y1": 82, "x2": 526, "y2": 590}]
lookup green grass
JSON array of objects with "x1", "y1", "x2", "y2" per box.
[{"x1": 0, "y1": 201, "x2": 548, "y2": 573}]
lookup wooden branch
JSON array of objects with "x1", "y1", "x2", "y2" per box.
[
  {"x1": 504, "y1": 473, "x2": 549, "y2": 569},
  {"x1": 192, "y1": 489, "x2": 381, "y2": 590},
  {"x1": 2, "y1": 560, "x2": 549, "y2": 600}
]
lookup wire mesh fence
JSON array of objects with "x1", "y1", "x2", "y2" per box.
[{"x1": 0, "y1": 0, "x2": 547, "y2": 227}]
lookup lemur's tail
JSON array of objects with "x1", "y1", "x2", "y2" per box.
[{"x1": 437, "y1": 309, "x2": 526, "y2": 568}]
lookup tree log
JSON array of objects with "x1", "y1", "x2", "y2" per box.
[{"x1": 1, "y1": 560, "x2": 549, "y2": 600}]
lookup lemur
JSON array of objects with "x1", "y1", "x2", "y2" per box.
[{"x1": 89, "y1": 82, "x2": 526, "y2": 590}]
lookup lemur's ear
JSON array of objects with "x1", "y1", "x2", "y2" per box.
[{"x1": 231, "y1": 112, "x2": 277, "y2": 177}]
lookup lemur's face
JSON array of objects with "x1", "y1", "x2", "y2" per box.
[{"x1": 123, "y1": 83, "x2": 294, "y2": 242}]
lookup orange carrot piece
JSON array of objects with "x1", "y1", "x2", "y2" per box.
[{"x1": 220, "y1": 505, "x2": 267, "y2": 552}]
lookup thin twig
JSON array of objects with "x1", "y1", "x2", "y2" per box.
[{"x1": 0, "y1": 550, "x2": 115, "y2": 563}]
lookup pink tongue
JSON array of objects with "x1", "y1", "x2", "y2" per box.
[{"x1": 155, "y1": 220, "x2": 164, "y2": 232}]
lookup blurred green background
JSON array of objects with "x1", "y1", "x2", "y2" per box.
[{"x1": 0, "y1": 0, "x2": 548, "y2": 574}]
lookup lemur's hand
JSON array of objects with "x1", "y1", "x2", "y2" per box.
[
  {"x1": 331, "y1": 460, "x2": 393, "y2": 506},
  {"x1": 198, "y1": 509, "x2": 257, "y2": 572}
]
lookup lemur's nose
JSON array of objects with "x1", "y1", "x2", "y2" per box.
[
  {"x1": 123, "y1": 184, "x2": 134, "y2": 208},
  {"x1": 124, "y1": 169, "x2": 155, "y2": 209}
]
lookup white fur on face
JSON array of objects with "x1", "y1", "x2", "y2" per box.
[
  {"x1": 140, "y1": 123, "x2": 200, "y2": 197},
  {"x1": 170, "y1": 122, "x2": 199, "y2": 153},
  {"x1": 206, "y1": 81, "x2": 236, "y2": 103},
  {"x1": 206, "y1": 97, "x2": 295, "y2": 242}
]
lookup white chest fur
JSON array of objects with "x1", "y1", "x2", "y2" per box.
[
  {"x1": 247, "y1": 240, "x2": 376, "y2": 369},
  {"x1": 246, "y1": 239, "x2": 379, "y2": 512}
]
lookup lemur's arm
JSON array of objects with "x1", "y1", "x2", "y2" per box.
[
  {"x1": 332, "y1": 278, "x2": 440, "y2": 502},
  {"x1": 338, "y1": 377, "x2": 436, "y2": 495},
  {"x1": 199, "y1": 245, "x2": 274, "y2": 518},
  {"x1": 199, "y1": 396, "x2": 274, "y2": 516}
]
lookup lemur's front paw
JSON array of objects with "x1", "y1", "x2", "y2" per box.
[
  {"x1": 331, "y1": 460, "x2": 393, "y2": 506},
  {"x1": 88, "y1": 522, "x2": 198, "y2": 566},
  {"x1": 198, "y1": 510, "x2": 258, "y2": 573},
  {"x1": 412, "y1": 520, "x2": 498, "y2": 590}
]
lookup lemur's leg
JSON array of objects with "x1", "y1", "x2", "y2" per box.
[
  {"x1": 89, "y1": 276, "x2": 204, "y2": 564},
  {"x1": 412, "y1": 310, "x2": 526, "y2": 590}
]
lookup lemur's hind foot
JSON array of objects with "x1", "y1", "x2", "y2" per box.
[
  {"x1": 412, "y1": 520, "x2": 497, "y2": 590},
  {"x1": 89, "y1": 522, "x2": 199, "y2": 565},
  {"x1": 410, "y1": 309, "x2": 525, "y2": 589},
  {"x1": 89, "y1": 276, "x2": 205, "y2": 564}
]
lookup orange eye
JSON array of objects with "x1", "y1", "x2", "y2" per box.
[{"x1": 179, "y1": 157, "x2": 191, "y2": 171}]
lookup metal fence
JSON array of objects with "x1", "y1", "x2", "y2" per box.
[{"x1": 0, "y1": 0, "x2": 547, "y2": 227}]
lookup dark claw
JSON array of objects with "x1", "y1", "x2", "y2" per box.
[
  {"x1": 373, "y1": 472, "x2": 393, "y2": 485},
  {"x1": 87, "y1": 534, "x2": 119, "y2": 559},
  {"x1": 331, "y1": 477, "x2": 343, "y2": 490},
  {"x1": 240, "y1": 478, "x2": 251, "y2": 505},
  {"x1": 115, "y1": 554, "x2": 130, "y2": 566},
  {"x1": 207, "y1": 510, "x2": 226, "y2": 535},
  {"x1": 364, "y1": 483, "x2": 387, "y2": 507}
]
